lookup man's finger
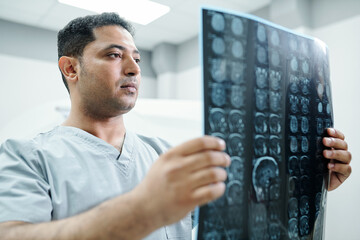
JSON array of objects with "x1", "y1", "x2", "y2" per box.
[
  {"x1": 179, "y1": 151, "x2": 230, "y2": 173},
  {"x1": 323, "y1": 149, "x2": 352, "y2": 164},
  {"x1": 323, "y1": 137, "x2": 348, "y2": 150},
  {"x1": 328, "y1": 162, "x2": 352, "y2": 178},
  {"x1": 191, "y1": 182, "x2": 226, "y2": 206},
  {"x1": 187, "y1": 167, "x2": 228, "y2": 190},
  {"x1": 167, "y1": 136, "x2": 226, "y2": 157},
  {"x1": 327, "y1": 128, "x2": 345, "y2": 140}
]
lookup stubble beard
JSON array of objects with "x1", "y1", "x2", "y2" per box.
[{"x1": 78, "y1": 64, "x2": 138, "y2": 120}]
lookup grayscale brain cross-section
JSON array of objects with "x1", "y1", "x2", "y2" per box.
[{"x1": 196, "y1": 7, "x2": 333, "y2": 240}]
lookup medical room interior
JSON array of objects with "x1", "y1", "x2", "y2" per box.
[{"x1": 0, "y1": 0, "x2": 359, "y2": 239}]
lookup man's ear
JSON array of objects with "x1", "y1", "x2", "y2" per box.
[{"x1": 58, "y1": 56, "x2": 79, "y2": 84}]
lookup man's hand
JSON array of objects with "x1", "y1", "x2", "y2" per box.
[
  {"x1": 323, "y1": 128, "x2": 352, "y2": 191},
  {"x1": 134, "y1": 136, "x2": 230, "y2": 228}
]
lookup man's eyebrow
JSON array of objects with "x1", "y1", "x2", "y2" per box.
[{"x1": 104, "y1": 44, "x2": 140, "y2": 55}]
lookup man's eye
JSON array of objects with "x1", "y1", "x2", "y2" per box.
[
  {"x1": 108, "y1": 53, "x2": 121, "y2": 58},
  {"x1": 134, "y1": 58, "x2": 141, "y2": 64}
]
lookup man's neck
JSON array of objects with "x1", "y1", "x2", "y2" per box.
[{"x1": 62, "y1": 110, "x2": 126, "y2": 152}]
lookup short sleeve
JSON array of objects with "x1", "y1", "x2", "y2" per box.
[{"x1": 0, "y1": 139, "x2": 52, "y2": 223}]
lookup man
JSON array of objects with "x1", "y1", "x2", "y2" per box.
[{"x1": 0, "y1": 12, "x2": 352, "y2": 240}]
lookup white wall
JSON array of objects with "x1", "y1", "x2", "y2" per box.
[
  {"x1": 0, "y1": 53, "x2": 157, "y2": 143},
  {"x1": 175, "y1": 66, "x2": 202, "y2": 100},
  {"x1": 310, "y1": 15, "x2": 360, "y2": 240},
  {"x1": 0, "y1": 54, "x2": 68, "y2": 141}
]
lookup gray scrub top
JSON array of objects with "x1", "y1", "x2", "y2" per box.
[{"x1": 0, "y1": 126, "x2": 191, "y2": 240}]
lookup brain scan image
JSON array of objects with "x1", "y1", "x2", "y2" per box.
[
  {"x1": 301, "y1": 116, "x2": 309, "y2": 134},
  {"x1": 269, "y1": 114, "x2": 281, "y2": 134},
  {"x1": 290, "y1": 115, "x2": 298, "y2": 133},
  {"x1": 290, "y1": 136, "x2": 298, "y2": 153},
  {"x1": 270, "y1": 70, "x2": 282, "y2": 91},
  {"x1": 288, "y1": 197, "x2": 299, "y2": 218},
  {"x1": 226, "y1": 180, "x2": 244, "y2": 205},
  {"x1": 269, "y1": 202, "x2": 280, "y2": 221},
  {"x1": 256, "y1": 45, "x2": 267, "y2": 64},
  {"x1": 288, "y1": 218, "x2": 299, "y2": 239},
  {"x1": 325, "y1": 118, "x2": 332, "y2": 129},
  {"x1": 256, "y1": 89, "x2": 269, "y2": 111},
  {"x1": 255, "y1": 67, "x2": 268, "y2": 89},
  {"x1": 290, "y1": 56, "x2": 299, "y2": 72},
  {"x1": 209, "y1": 108, "x2": 227, "y2": 132},
  {"x1": 211, "y1": 83, "x2": 227, "y2": 107},
  {"x1": 231, "y1": 17, "x2": 244, "y2": 36},
  {"x1": 211, "y1": 13, "x2": 225, "y2": 32},
  {"x1": 270, "y1": 30, "x2": 280, "y2": 46},
  {"x1": 252, "y1": 156, "x2": 279, "y2": 201},
  {"x1": 289, "y1": 94, "x2": 299, "y2": 114},
  {"x1": 249, "y1": 203, "x2": 268, "y2": 239},
  {"x1": 316, "y1": 118, "x2": 324, "y2": 135},
  {"x1": 230, "y1": 85, "x2": 246, "y2": 108},
  {"x1": 228, "y1": 156, "x2": 245, "y2": 181},
  {"x1": 200, "y1": 8, "x2": 331, "y2": 240},
  {"x1": 269, "y1": 135, "x2": 281, "y2": 157},
  {"x1": 269, "y1": 222, "x2": 281, "y2": 240},
  {"x1": 288, "y1": 176, "x2": 299, "y2": 197},
  {"x1": 300, "y1": 215, "x2": 310, "y2": 236},
  {"x1": 270, "y1": 91, "x2": 281, "y2": 112},
  {"x1": 300, "y1": 195, "x2": 310, "y2": 216},
  {"x1": 231, "y1": 40, "x2": 244, "y2": 58},
  {"x1": 270, "y1": 50, "x2": 281, "y2": 67},
  {"x1": 300, "y1": 96, "x2": 310, "y2": 114},
  {"x1": 288, "y1": 156, "x2": 299, "y2": 176},
  {"x1": 318, "y1": 102, "x2": 323, "y2": 113},
  {"x1": 255, "y1": 112, "x2": 267, "y2": 134},
  {"x1": 257, "y1": 24, "x2": 267, "y2": 42},
  {"x1": 228, "y1": 133, "x2": 245, "y2": 156},
  {"x1": 326, "y1": 103, "x2": 332, "y2": 115},
  {"x1": 230, "y1": 62, "x2": 246, "y2": 84},
  {"x1": 301, "y1": 40, "x2": 309, "y2": 55},
  {"x1": 289, "y1": 36, "x2": 298, "y2": 51},
  {"x1": 301, "y1": 136, "x2": 309, "y2": 153},
  {"x1": 254, "y1": 134, "x2": 268, "y2": 156},
  {"x1": 300, "y1": 175, "x2": 310, "y2": 195},
  {"x1": 228, "y1": 110, "x2": 245, "y2": 133},
  {"x1": 210, "y1": 58, "x2": 226, "y2": 82},
  {"x1": 289, "y1": 75, "x2": 299, "y2": 94},
  {"x1": 301, "y1": 77, "x2": 310, "y2": 95},
  {"x1": 300, "y1": 156, "x2": 310, "y2": 175},
  {"x1": 269, "y1": 182, "x2": 280, "y2": 201},
  {"x1": 317, "y1": 82, "x2": 325, "y2": 99},
  {"x1": 302, "y1": 59, "x2": 310, "y2": 75},
  {"x1": 211, "y1": 37, "x2": 226, "y2": 55}
]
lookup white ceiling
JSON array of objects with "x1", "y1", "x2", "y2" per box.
[{"x1": 0, "y1": 0, "x2": 271, "y2": 50}]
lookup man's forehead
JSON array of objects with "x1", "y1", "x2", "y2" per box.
[{"x1": 91, "y1": 25, "x2": 138, "y2": 51}]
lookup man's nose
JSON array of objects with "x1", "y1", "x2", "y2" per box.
[{"x1": 124, "y1": 57, "x2": 141, "y2": 76}]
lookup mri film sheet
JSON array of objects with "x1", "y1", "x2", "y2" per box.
[{"x1": 197, "y1": 7, "x2": 333, "y2": 240}]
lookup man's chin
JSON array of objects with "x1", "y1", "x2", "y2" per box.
[{"x1": 117, "y1": 101, "x2": 136, "y2": 115}]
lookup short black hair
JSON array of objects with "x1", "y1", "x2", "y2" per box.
[{"x1": 57, "y1": 12, "x2": 135, "y2": 92}]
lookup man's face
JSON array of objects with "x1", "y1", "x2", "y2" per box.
[{"x1": 76, "y1": 25, "x2": 141, "y2": 119}]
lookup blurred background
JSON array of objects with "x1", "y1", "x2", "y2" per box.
[{"x1": 0, "y1": 0, "x2": 359, "y2": 239}]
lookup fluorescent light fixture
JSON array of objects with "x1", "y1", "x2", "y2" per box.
[{"x1": 58, "y1": 0, "x2": 170, "y2": 25}]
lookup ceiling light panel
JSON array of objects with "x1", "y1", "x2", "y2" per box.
[{"x1": 58, "y1": 0, "x2": 170, "y2": 25}]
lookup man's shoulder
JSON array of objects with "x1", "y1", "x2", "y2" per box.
[{"x1": 0, "y1": 126, "x2": 72, "y2": 154}]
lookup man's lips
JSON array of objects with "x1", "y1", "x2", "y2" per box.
[{"x1": 120, "y1": 82, "x2": 137, "y2": 92}]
